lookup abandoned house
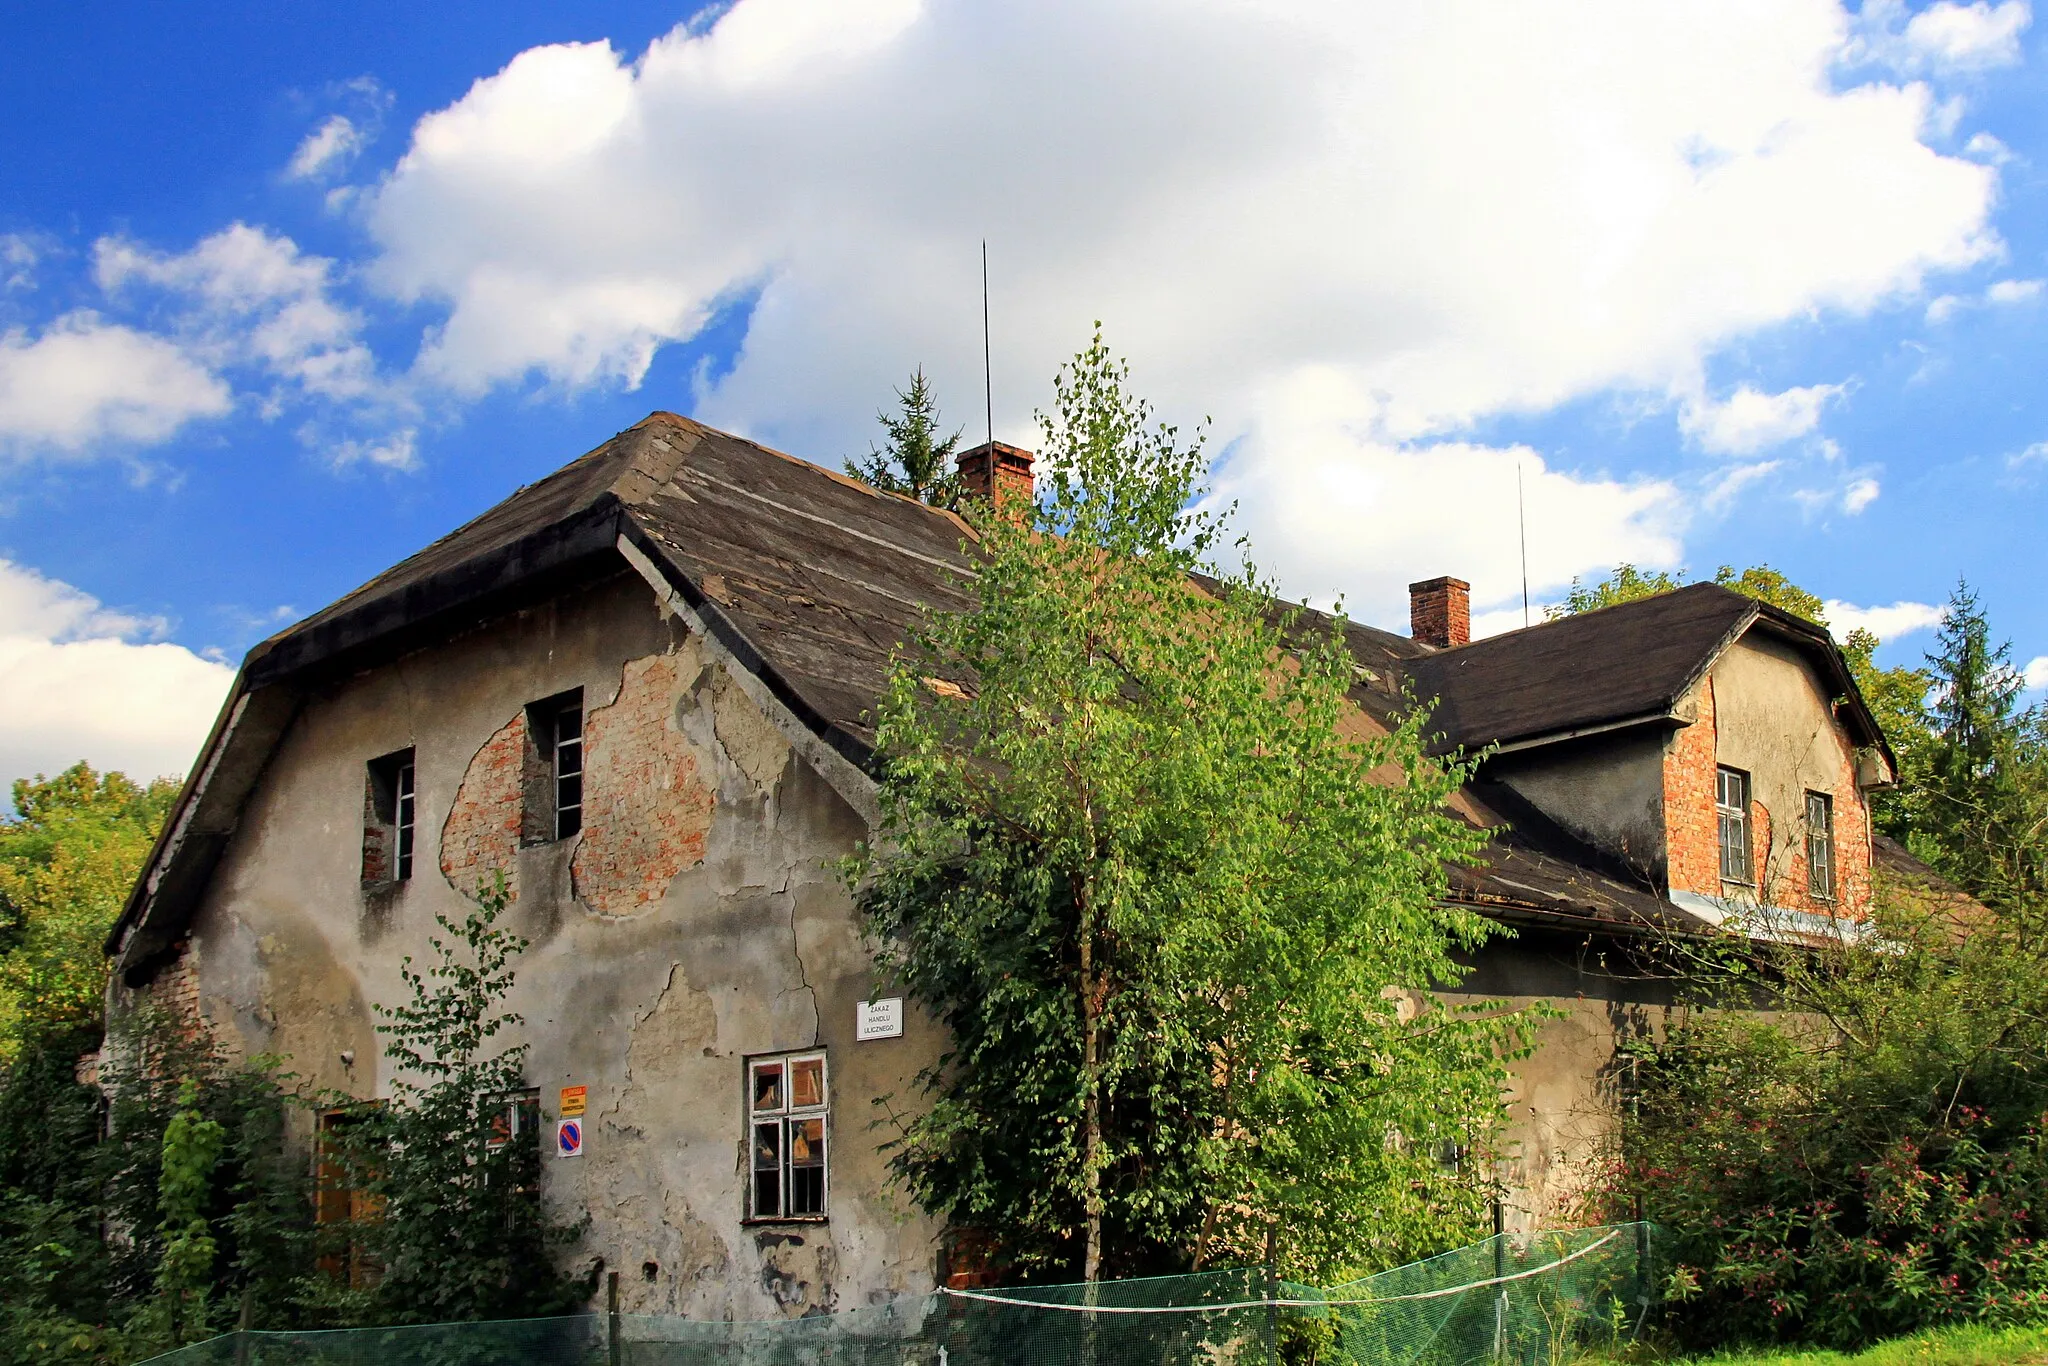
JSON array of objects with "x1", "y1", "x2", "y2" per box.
[{"x1": 106, "y1": 411, "x2": 1906, "y2": 1316}]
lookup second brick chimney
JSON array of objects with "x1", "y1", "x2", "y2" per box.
[
  {"x1": 955, "y1": 441, "x2": 1035, "y2": 509},
  {"x1": 1409, "y1": 576, "x2": 1471, "y2": 649}
]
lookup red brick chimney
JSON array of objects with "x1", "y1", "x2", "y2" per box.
[
  {"x1": 955, "y1": 441, "x2": 1034, "y2": 509},
  {"x1": 1409, "y1": 576, "x2": 1471, "y2": 649}
]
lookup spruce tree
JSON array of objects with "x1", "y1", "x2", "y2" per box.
[{"x1": 845, "y1": 368, "x2": 964, "y2": 507}]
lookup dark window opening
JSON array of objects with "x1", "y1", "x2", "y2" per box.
[
  {"x1": 1716, "y1": 766, "x2": 1752, "y2": 886},
  {"x1": 1806, "y1": 791, "x2": 1835, "y2": 902},
  {"x1": 748, "y1": 1052, "x2": 827, "y2": 1219},
  {"x1": 363, "y1": 748, "x2": 417, "y2": 885},
  {"x1": 523, "y1": 691, "x2": 584, "y2": 843}
]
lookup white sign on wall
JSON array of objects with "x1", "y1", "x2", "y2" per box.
[{"x1": 856, "y1": 998, "x2": 904, "y2": 1041}]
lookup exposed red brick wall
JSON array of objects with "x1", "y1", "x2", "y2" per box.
[
  {"x1": 572, "y1": 653, "x2": 715, "y2": 917},
  {"x1": 440, "y1": 711, "x2": 527, "y2": 901},
  {"x1": 1661, "y1": 674, "x2": 1873, "y2": 918},
  {"x1": 1663, "y1": 677, "x2": 1721, "y2": 898}
]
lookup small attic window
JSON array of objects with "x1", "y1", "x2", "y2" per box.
[
  {"x1": 524, "y1": 690, "x2": 584, "y2": 843},
  {"x1": 363, "y1": 748, "x2": 416, "y2": 885}
]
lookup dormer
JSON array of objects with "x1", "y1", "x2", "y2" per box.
[{"x1": 1401, "y1": 583, "x2": 1895, "y2": 931}]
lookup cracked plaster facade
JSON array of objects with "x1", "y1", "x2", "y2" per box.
[{"x1": 123, "y1": 570, "x2": 945, "y2": 1317}]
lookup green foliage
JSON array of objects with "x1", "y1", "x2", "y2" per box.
[
  {"x1": 324, "y1": 874, "x2": 586, "y2": 1324},
  {"x1": 845, "y1": 366, "x2": 965, "y2": 507},
  {"x1": 1606, "y1": 878, "x2": 2048, "y2": 1352},
  {"x1": 855, "y1": 328, "x2": 1526, "y2": 1286},
  {"x1": 0, "y1": 1005, "x2": 316, "y2": 1365},
  {"x1": 0, "y1": 764, "x2": 179, "y2": 1065},
  {"x1": 1883, "y1": 583, "x2": 2048, "y2": 909},
  {"x1": 1548, "y1": 564, "x2": 1822, "y2": 624},
  {"x1": 140, "y1": 1080, "x2": 226, "y2": 1347}
]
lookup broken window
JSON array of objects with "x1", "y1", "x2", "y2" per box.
[
  {"x1": 523, "y1": 691, "x2": 584, "y2": 842},
  {"x1": 362, "y1": 748, "x2": 417, "y2": 885},
  {"x1": 1716, "y1": 766, "x2": 1752, "y2": 886},
  {"x1": 1806, "y1": 791, "x2": 1835, "y2": 902},
  {"x1": 748, "y1": 1052, "x2": 827, "y2": 1219},
  {"x1": 484, "y1": 1088, "x2": 541, "y2": 1151}
]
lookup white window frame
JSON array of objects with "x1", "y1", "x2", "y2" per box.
[
  {"x1": 747, "y1": 1051, "x2": 828, "y2": 1221},
  {"x1": 1805, "y1": 791, "x2": 1835, "y2": 902},
  {"x1": 551, "y1": 700, "x2": 583, "y2": 840},
  {"x1": 1716, "y1": 766, "x2": 1753, "y2": 886}
]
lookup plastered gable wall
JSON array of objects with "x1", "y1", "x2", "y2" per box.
[
  {"x1": 128, "y1": 569, "x2": 946, "y2": 1318},
  {"x1": 1663, "y1": 632, "x2": 1872, "y2": 913}
]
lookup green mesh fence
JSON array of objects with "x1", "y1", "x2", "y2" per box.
[{"x1": 138, "y1": 1222, "x2": 1657, "y2": 1366}]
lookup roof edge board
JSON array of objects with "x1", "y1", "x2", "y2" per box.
[
  {"x1": 615, "y1": 531, "x2": 881, "y2": 827},
  {"x1": 1482, "y1": 709, "x2": 1687, "y2": 757}
]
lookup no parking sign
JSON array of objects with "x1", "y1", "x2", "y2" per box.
[{"x1": 557, "y1": 1118, "x2": 583, "y2": 1158}]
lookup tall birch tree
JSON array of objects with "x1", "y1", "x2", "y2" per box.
[{"x1": 855, "y1": 331, "x2": 1523, "y2": 1284}]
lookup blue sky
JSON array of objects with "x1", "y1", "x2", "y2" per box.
[{"x1": 1, "y1": 0, "x2": 2045, "y2": 787}]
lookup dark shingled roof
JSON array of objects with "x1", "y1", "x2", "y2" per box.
[
  {"x1": 111, "y1": 412, "x2": 1895, "y2": 974},
  {"x1": 1401, "y1": 582, "x2": 1890, "y2": 759}
]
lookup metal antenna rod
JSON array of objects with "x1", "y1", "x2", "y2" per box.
[
  {"x1": 982, "y1": 241, "x2": 994, "y2": 451},
  {"x1": 1518, "y1": 462, "x2": 1531, "y2": 629}
]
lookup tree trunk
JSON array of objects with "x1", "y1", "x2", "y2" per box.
[{"x1": 1077, "y1": 874, "x2": 1104, "y2": 1285}]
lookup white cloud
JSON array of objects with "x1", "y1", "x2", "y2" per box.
[
  {"x1": 0, "y1": 559, "x2": 232, "y2": 787},
  {"x1": 2025, "y1": 655, "x2": 2048, "y2": 690},
  {"x1": 1680, "y1": 383, "x2": 1845, "y2": 454},
  {"x1": 1927, "y1": 275, "x2": 2045, "y2": 321},
  {"x1": 96, "y1": 223, "x2": 377, "y2": 401},
  {"x1": 1703, "y1": 459, "x2": 1784, "y2": 510},
  {"x1": 0, "y1": 313, "x2": 229, "y2": 455},
  {"x1": 1204, "y1": 369, "x2": 1685, "y2": 626},
  {"x1": 2011, "y1": 439, "x2": 2048, "y2": 467},
  {"x1": 1964, "y1": 130, "x2": 2016, "y2": 162},
  {"x1": 1842, "y1": 476, "x2": 1881, "y2": 512},
  {"x1": 1826, "y1": 597, "x2": 1944, "y2": 641},
  {"x1": 0, "y1": 234, "x2": 46, "y2": 292},
  {"x1": 321, "y1": 426, "x2": 419, "y2": 471},
  {"x1": 1903, "y1": 1, "x2": 2031, "y2": 70},
  {"x1": 287, "y1": 114, "x2": 366, "y2": 181},
  {"x1": 349, "y1": 0, "x2": 1998, "y2": 605}
]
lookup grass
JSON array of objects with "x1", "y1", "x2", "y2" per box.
[{"x1": 1669, "y1": 1321, "x2": 2048, "y2": 1365}]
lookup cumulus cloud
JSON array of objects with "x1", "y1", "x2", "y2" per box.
[
  {"x1": 1842, "y1": 476, "x2": 1881, "y2": 512},
  {"x1": 1826, "y1": 597, "x2": 1945, "y2": 641},
  {"x1": 287, "y1": 115, "x2": 367, "y2": 181},
  {"x1": 1903, "y1": 0, "x2": 2031, "y2": 70},
  {"x1": 319, "y1": 426, "x2": 419, "y2": 471},
  {"x1": 96, "y1": 223, "x2": 378, "y2": 401},
  {"x1": 0, "y1": 559, "x2": 233, "y2": 788},
  {"x1": 0, "y1": 313, "x2": 229, "y2": 455},
  {"x1": 348, "y1": 0, "x2": 1998, "y2": 610},
  {"x1": 1204, "y1": 369, "x2": 1685, "y2": 625},
  {"x1": 1987, "y1": 277, "x2": 2043, "y2": 303},
  {"x1": 2026, "y1": 655, "x2": 2048, "y2": 690},
  {"x1": 1681, "y1": 383, "x2": 1845, "y2": 455}
]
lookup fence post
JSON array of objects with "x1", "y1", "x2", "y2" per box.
[
  {"x1": 234, "y1": 1285, "x2": 251, "y2": 1366},
  {"x1": 608, "y1": 1269, "x2": 621, "y2": 1366},
  {"x1": 1264, "y1": 1223, "x2": 1280, "y2": 1366},
  {"x1": 1491, "y1": 1197, "x2": 1507, "y2": 1362}
]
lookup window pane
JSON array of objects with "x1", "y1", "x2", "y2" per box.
[
  {"x1": 752, "y1": 1121, "x2": 782, "y2": 1217},
  {"x1": 556, "y1": 707, "x2": 582, "y2": 746},
  {"x1": 752, "y1": 1062, "x2": 785, "y2": 1113},
  {"x1": 790, "y1": 1057, "x2": 824, "y2": 1110},
  {"x1": 556, "y1": 773, "x2": 582, "y2": 813},
  {"x1": 789, "y1": 1118, "x2": 826, "y2": 1215}
]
